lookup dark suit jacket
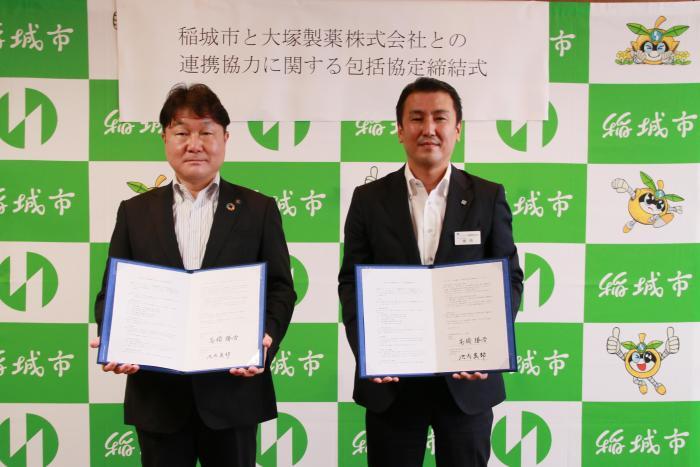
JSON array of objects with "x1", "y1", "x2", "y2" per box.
[
  {"x1": 95, "y1": 178, "x2": 296, "y2": 432},
  {"x1": 339, "y1": 166, "x2": 523, "y2": 414}
]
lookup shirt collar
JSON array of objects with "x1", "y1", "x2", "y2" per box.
[
  {"x1": 405, "y1": 164, "x2": 451, "y2": 198},
  {"x1": 173, "y1": 173, "x2": 220, "y2": 202}
]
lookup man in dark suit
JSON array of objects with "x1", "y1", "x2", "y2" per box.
[
  {"x1": 92, "y1": 83, "x2": 296, "y2": 467},
  {"x1": 339, "y1": 77, "x2": 523, "y2": 467}
]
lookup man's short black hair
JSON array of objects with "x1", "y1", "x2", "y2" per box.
[
  {"x1": 395, "y1": 77, "x2": 462, "y2": 126},
  {"x1": 159, "y1": 83, "x2": 231, "y2": 130}
]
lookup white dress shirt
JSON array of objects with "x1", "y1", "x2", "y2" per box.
[
  {"x1": 405, "y1": 164, "x2": 451, "y2": 266},
  {"x1": 172, "y1": 173, "x2": 220, "y2": 270}
]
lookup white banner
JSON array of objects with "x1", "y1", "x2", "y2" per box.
[{"x1": 116, "y1": 0, "x2": 549, "y2": 121}]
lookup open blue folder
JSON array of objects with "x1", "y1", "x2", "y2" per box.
[
  {"x1": 98, "y1": 257, "x2": 266, "y2": 374},
  {"x1": 356, "y1": 258, "x2": 517, "y2": 378}
]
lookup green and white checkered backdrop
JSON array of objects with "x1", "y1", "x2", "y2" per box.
[{"x1": 1, "y1": 1, "x2": 698, "y2": 466}]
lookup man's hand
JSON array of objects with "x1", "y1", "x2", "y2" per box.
[
  {"x1": 452, "y1": 371, "x2": 488, "y2": 381},
  {"x1": 371, "y1": 376, "x2": 399, "y2": 384},
  {"x1": 89, "y1": 337, "x2": 140, "y2": 375},
  {"x1": 229, "y1": 333, "x2": 272, "y2": 377}
]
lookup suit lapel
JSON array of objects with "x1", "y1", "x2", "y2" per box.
[
  {"x1": 201, "y1": 179, "x2": 243, "y2": 268},
  {"x1": 383, "y1": 167, "x2": 421, "y2": 264},
  {"x1": 434, "y1": 168, "x2": 474, "y2": 264},
  {"x1": 151, "y1": 183, "x2": 184, "y2": 269}
]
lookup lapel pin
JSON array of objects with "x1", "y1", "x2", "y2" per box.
[
  {"x1": 235, "y1": 198, "x2": 241, "y2": 205},
  {"x1": 226, "y1": 202, "x2": 236, "y2": 212},
  {"x1": 461, "y1": 199, "x2": 468, "y2": 206}
]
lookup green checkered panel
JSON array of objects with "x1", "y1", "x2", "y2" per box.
[{"x1": 0, "y1": 1, "x2": 698, "y2": 466}]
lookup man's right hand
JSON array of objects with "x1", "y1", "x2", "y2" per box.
[
  {"x1": 371, "y1": 376, "x2": 399, "y2": 384},
  {"x1": 89, "y1": 337, "x2": 140, "y2": 375}
]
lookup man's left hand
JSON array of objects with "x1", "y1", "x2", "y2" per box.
[
  {"x1": 229, "y1": 333, "x2": 272, "y2": 377},
  {"x1": 452, "y1": 371, "x2": 488, "y2": 381}
]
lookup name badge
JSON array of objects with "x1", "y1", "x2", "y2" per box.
[{"x1": 455, "y1": 231, "x2": 481, "y2": 246}]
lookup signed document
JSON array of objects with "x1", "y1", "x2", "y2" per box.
[
  {"x1": 98, "y1": 258, "x2": 265, "y2": 373},
  {"x1": 356, "y1": 259, "x2": 516, "y2": 377}
]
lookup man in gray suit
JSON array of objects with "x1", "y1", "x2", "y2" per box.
[{"x1": 339, "y1": 77, "x2": 523, "y2": 467}]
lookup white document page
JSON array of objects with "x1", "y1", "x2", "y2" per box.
[
  {"x1": 432, "y1": 261, "x2": 511, "y2": 372},
  {"x1": 187, "y1": 266, "x2": 262, "y2": 371},
  {"x1": 107, "y1": 262, "x2": 189, "y2": 369},
  {"x1": 104, "y1": 261, "x2": 263, "y2": 372},
  {"x1": 358, "y1": 261, "x2": 513, "y2": 376},
  {"x1": 360, "y1": 268, "x2": 436, "y2": 376}
]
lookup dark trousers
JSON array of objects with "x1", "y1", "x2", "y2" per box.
[
  {"x1": 365, "y1": 378, "x2": 494, "y2": 467},
  {"x1": 135, "y1": 410, "x2": 256, "y2": 467}
]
